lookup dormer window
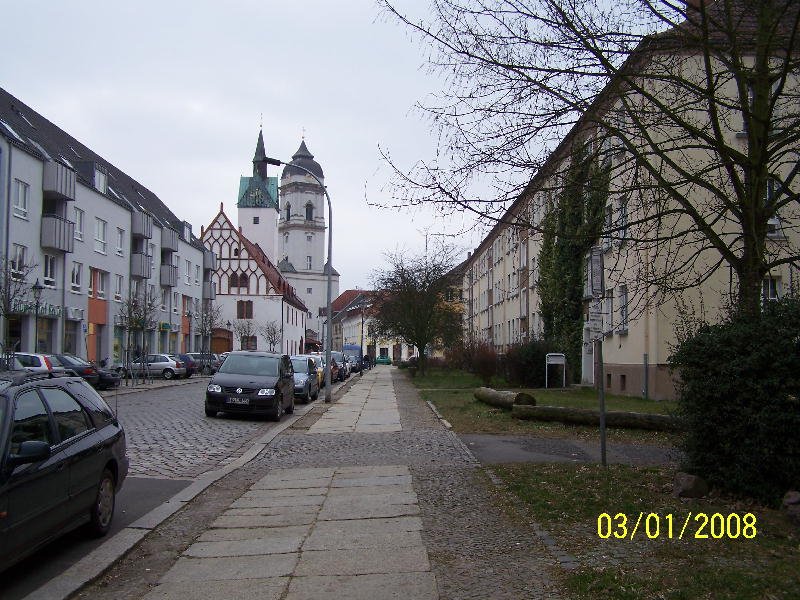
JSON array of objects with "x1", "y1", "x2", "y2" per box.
[{"x1": 94, "y1": 167, "x2": 107, "y2": 193}]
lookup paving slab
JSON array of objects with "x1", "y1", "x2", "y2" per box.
[
  {"x1": 330, "y1": 474, "x2": 413, "y2": 487},
  {"x1": 142, "y1": 578, "x2": 289, "y2": 600},
  {"x1": 160, "y1": 554, "x2": 298, "y2": 582},
  {"x1": 294, "y1": 546, "x2": 430, "y2": 576},
  {"x1": 251, "y1": 477, "x2": 332, "y2": 490},
  {"x1": 327, "y1": 483, "x2": 413, "y2": 498},
  {"x1": 284, "y1": 573, "x2": 438, "y2": 600},
  {"x1": 318, "y1": 501, "x2": 420, "y2": 521},
  {"x1": 302, "y1": 529, "x2": 425, "y2": 551},
  {"x1": 230, "y1": 494, "x2": 325, "y2": 508},
  {"x1": 198, "y1": 525, "x2": 311, "y2": 542},
  {"x1": 184, "y1": 535, "x2": 305, "y2": 557},
  {"x1": 311, "y1": 516, "x2": 424, "y2": 536},
  {"x1": 335, "y1": 465, "x2": 409, "y2": 477},
  {"x1": 212, "y1": 512, "x2": 317, "y2": 528}
]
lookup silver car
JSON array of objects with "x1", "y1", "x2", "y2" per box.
[
  {"x1": 291, "y1": 355, "x2": 320, "y2": 403},
  {"x1": 126, "y1": 354, "x2": 187, "y2": 380}
]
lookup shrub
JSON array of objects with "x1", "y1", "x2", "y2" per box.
[
  {"x1": 397, "y1": 361, "x2": 409, "y2": 370},
  {"x1": 471, "y1": 341, "x2": 498, "y2": 386},
  {"x1": 504, "y1": 339, "x2": 560, "y2": 388},
  {"x1": 669, "y1": 298, "x2": 800, "y2": 504}
]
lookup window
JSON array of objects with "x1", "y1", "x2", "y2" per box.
[
  {"x1": 13, "y1": 179, "x2": 29, "y2": 218},
  {"x1": 161, "y1": 288, "x2": 168, "y2": 311},
  {"x1": 149, "y1": 243, "x2": 155, "y2": 276},
  {"x1": 10, "y1": 390, "x2": 52, "y2": 453},
  {"x1": 604, "y1": 288, "x2": 614, "y2": 334},
  {"x1": 306, "y1": 256, "x2": 312, "y2": 270},
  {"x1": 71, "y1": 262, "x2": 83, "y2": 291},
  {"x1": 763, "y1": 277, "x2": 781, "y2": 304},
  {"x1": 74, "y1": 207, "x2": 84, "y2": 240},
  {"x1": 236, "y1": 300, "x2": 253, "y2": 319},
  {"x1": 242, "y1": 335, "x2": 257, "y2": 351},
  {"x1": 284, "y1": 233, "x2": 289, "y2": 246},
  {"x1": 306, "y1": 234, "x2": 312, "y2": 243},
  {"x1": 618, "y1": 200, "x2": 628, "y2": 245},
  {"x1": 253, "y1": 216, "x2": 259, "y2": 224},
  {"x1": 173, "y1": 292, "x2": 179, "y2": 313},
  {"x1": 40, "y1": 388, "x2": 91, "y2": 441},
  {"x1": 185, "y1": 259, "x2": 191, "y2": 284},
  {"x1": 11, "y1": 244, "x2": 26, "y2": 280},
  {"x1": 97, "y1": 271, "x2": 107, "y2": 299},
  {"x1": 44, "y1": 254, "x2": 56, "y2": 287},
  {"x1": 285, "y1": 203, "x2": 291, "y2": 221},
  {"x1": 307, "y1": 287, "x2": 313, "y2": 294},
  {"x1": 116, "y1": 228, "x2": 125, "y2": 256},
  {"x1": 602, "y1": 204, "x2": 613, "y2": 251},
  {"x1": 94, "y1": 167, "x2": 107, "y2": 193},
  {"x1": 114, "y1": 274, "x2": 124, "y2": 301},
  {"x1": 195, "y1": 265, "x2": 200, "y2": 284},
  {"x1": 94, "y1": 218, "x2": 107, "y2": 253},
  {"x1": 617, "y1": 285, "x2": 628, "y2": 334},
  {"x1": 305, "y1": 204, "x2": 313, "y2": 220},
  {"x1": 88, "y1": 268, "x2": 95, "y2": 297}
]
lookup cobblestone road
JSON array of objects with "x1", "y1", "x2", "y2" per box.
[{"x1": 105, "y1": 379, "x2": 275, "y2": 479}]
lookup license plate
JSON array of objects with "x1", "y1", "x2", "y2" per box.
[{"x1": 226, "y1": 397, "x2": 249, "y2": 405}]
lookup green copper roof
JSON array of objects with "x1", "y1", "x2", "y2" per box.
[{"x1": 237, "y1": 175, "x2": 278, "y2": 210}]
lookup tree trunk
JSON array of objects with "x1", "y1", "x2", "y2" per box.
[
  {"x1": 512, "y1": 405, "x2": 680, "y2": 431},
  {"x1": 474, "y1": 387, "x2": 537, "y2": 410}
]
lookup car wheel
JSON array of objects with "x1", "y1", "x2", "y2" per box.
[
  {"x1": 87, "y1": 468, "x2": 115, "y2": 537},
  {"x1": 162, "y1": 369, "x2": 175, "y2": 380},
  {"x1": 205, "y1": 406, "x2": 217, "y2": 418},
  {"x1": 272, "y1": 397, "x2": 283, "y2": 421}
]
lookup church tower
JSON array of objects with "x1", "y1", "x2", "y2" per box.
[
  {"x1": 237, "y1": 129, "x2": 279, "y2": 261},
  {"x1": 278, "y1": 140, "x2": 339, "y2": 339}
]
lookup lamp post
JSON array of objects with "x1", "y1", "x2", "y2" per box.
[
  {"x1": 260, "y1": 155, "x2": 334, "y2": 402},
  {"x1": 359, "y1": 297, "x2": 366, "y2": 377},
  {"x1": 32, "y1": 279, "x2": 44, "y2": 353}
]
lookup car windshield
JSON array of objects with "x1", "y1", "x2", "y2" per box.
[
  {"x1": 291, "y1": 358, "x2": 309, "y2": 372},
  {"x1": 219, "y1": 354, "x2": 279, "y2": 377}
]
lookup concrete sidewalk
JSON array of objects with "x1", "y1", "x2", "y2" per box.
[{"x1": 141, "y1": 369, "x2": 438, "y2": 600}]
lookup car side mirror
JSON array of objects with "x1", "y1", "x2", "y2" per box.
[{"x1": 8, "y1": 440, "x2": 51, "y2": 468}]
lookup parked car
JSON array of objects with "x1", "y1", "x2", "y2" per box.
[
  {"x1": 125, "y1": 354, "x2": 187, "y2": 380},
  {"x1": 0, "y1": 371, "x2": 128, "y2": 572},
  {"x1": 186, "y1": 352, "x2": 222, "y2": 375},
  {"x1": 347, "y1": 354, "x2": 361, "y2": 374},
  {"x1": 375, "y1": 355, "x2": 392, "y2": 365},
  {"x1": 307, "y1": 354, "x2": 324, "y2": 388},
  {"x1": 291, "y1": 355, "x2": 320, "y2": 403},
  {"x1": 13, "y1": 352, "x2": 68, "y2": 376},
  {"x1": 52, "y1": 354, "x2": 100, "y2": 387},
  {"x1": 95, "y1": 368, "x2": 121, "y2": 390},
  {"x1": 205, "y1": 352, "x2": 295, "y2": 420},
  {"x1": 310, "y1": 352, "x2": 338, "y2": 386},
  {"x1": 330, "y1": 351, "x2": 349, "y2": 381},
  {"x1": 176, "y1": 353, "x2": 197, "y2": 378}
]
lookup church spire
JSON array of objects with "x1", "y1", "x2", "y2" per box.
[{"x1": 253, "y1": 128, "x2": 268, "y2": 180}]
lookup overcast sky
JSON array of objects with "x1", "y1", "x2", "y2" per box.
[{"x1": 0, "y1": 0, "x2": 483, "y2": 291}]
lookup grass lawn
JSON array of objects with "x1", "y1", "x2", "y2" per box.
[
  {"x1": 412, "y1": 368, "x2": 679, "y2": 445},
  {"x1": 492, "y1": 463, "x2": 800, "y2": 599}
]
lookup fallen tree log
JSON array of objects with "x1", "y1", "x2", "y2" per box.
[
  {"x1": 474, "y1": 387, "x2": 537, "y2": 409},
  {"x1": 512, "y1": 404, "x2": 680, "y2": 431}
]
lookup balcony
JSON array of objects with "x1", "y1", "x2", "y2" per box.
[
  {"x1": 203, "y1": 249, "x2": 217, "y2": 271},
  {"x1": 43, "y1": 161, "x2": 76, "y2": 201},
  {"x1": 131, "y1": 211, "x2": 153, "y2": 239},
  {"x1": 161, "y1": 228, "x2": 179, "y2": 252},
  {"x1": 203, "y1": 280, "x2": 216, "y2": 300},
  {"x1": 160, "y1": 264, "x2": 178, "y2": 288},
  {"x1": 40, "y1": 214, "x2": 75, "y2": 253},
  {"x1": 130, "y1": 252, "x2": 150, "y2": 279}
]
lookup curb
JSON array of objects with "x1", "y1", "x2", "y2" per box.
[{"x1": 23, "y1": 401, "x2": 311, "y2": 600}]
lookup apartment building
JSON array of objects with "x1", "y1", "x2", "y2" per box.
[
  {"x1": 461, "y1": 2, "x2": 799, "y2": 399},
  {"x1": 0, "y1": 87, "x2": 216, "y2": 364}
]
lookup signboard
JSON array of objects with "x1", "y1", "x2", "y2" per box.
[{"x1": 587, "y1": 299, "x2": 603, "y2": 336}]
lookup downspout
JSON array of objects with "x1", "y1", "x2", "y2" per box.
[{"x1": 3, "y1": 146, "x2": 12, "y2": 354}]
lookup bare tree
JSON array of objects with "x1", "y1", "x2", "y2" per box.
[
  {"x1": 0, "y1": 256, "x2": 37, "y2": 366},
  {"x1": 196, "y1": 302, "x2": 222, "y2": 353},
  {"x1": 380, "y1": 0, "x2": 800, "y2": 318},
  {"x1": 259, "y1": 320, "x2": 282, "y2": 352},
  {"x1": 371, "y1": 242, "x2": 464, "y2": 375},
  {"x1": 116, "y1": 285, "x2": 159, "y2": 385},
  {"x1": 232, "y1": 319, "x2": 258, "y2": 350}
]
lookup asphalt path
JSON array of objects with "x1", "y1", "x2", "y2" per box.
[{"x1": 0, "y1": 476, "x2": 191, "y2": 600}]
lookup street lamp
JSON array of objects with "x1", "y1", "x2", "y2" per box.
[
  {"x1": 32, "y1": 278, "x2": 44, "y2": 353},
  {"x1": 359, "y1": 297, "x2": 366, "y2": 377},
  {"x1": 260, "y1": 155, "x2": 334, "y2": 402}
]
